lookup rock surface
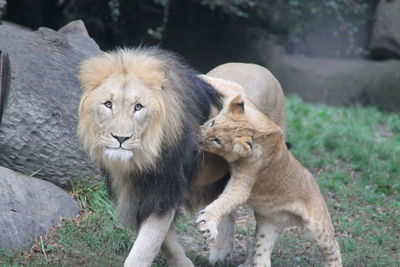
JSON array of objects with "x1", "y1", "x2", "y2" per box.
[
  {"x1": 0, "y1": 166, "x2": 80, "y2": 250},
  {"x1": 0, "y1": 20, "x2": 101, "y2": 187},
  {"x1": 0, "y1": 0, "x2": 6, "y2": 20},
  {"x1": 370, "y1": 0, "x2": 400, "y2": 59},
  {"x1": 268, "y1": 55, "x2": 400, "y2": 112}
]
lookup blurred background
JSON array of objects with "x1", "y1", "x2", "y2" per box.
[{"x1": 2, "y1": 0, "x2": 400, "y2": 112}]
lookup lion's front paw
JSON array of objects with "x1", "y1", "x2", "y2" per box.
[{"x1": 196, "y1": 209, "x2": 220, "y2": 241}]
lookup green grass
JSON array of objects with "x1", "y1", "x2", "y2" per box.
[
  {"x1": 1, "y1": 95, "x2": 399, "y2": 266},
  {"x1": 284, "y1": 96, "x2": 400, "y2": 266}
]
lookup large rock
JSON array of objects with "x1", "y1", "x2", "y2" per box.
[
  {"x1": 0, "y1": 20, "x2": 102, "y2": 187},
  {"x1": 0, "y1": 166, "x2": 79, "y2": 250},
  {"x1": 268, "y1": 54, "x2": 400, "y2": 112},
  {"x1": 370, "y1": 0, "x2": 400, "y2": 59},
  {"x1": 0, "y1": 0, "x2": 6, "y2": 20}
]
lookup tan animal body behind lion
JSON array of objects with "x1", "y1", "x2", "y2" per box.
[
  {"x1": 197, "y1": 95, "x2": 342, "y2": 267},
  {"x1": 194, "y1": 64, "x2": 287, "y2": 263},
  {"x1": 196, "y1": 63, "x2": 286, "y2": 187}
]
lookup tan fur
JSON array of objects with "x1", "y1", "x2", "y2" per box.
[
  {"x1": 207, "y1": 63, "x2": 286, "y2": 133},
  {"x1": 195, "y1": 64, "x2": 287, "y2": 263},
  {"x1": 197, "y1": 96, "x2": 342, "y2": 267},
  {"x1": 196, "y1": 65, "x2": 286, "y2": 186}
]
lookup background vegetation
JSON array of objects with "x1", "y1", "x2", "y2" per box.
[
  {"x1": 1, "y1": 96, "x2": 399, "y2": 266},
  {"x1": 4, "y1": 0, "x2": 377, "y2": 70},
  {"x1": 1, "y1": 1, "x2": 398, "y2": 266}
]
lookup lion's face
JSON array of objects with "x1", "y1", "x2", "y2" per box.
[
  {"x1": 83, "y1": 74, "x2": 163, "y2": 161},
  {"x1": 78, "y1": 49, "x2": 185, "y2": 172}
]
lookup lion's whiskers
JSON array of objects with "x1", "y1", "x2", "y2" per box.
[{"x1": 89, "y1": 139, "x2": 101, "y2": 155}]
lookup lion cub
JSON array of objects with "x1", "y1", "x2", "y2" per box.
[{"x1": 196, "y1": 95, "x2": 342, "y2": 267}]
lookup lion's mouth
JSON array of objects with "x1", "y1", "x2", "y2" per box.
[
  {"x1": 104, "y1": 147, "x2": 134, "y2": 161},
  {"x1": 105, "y1": 146, "x2": 132, "y2": 151}
]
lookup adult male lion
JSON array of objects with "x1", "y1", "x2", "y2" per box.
[{"x1": 77, "y1": 47, "x2": 286, "y2": 266}]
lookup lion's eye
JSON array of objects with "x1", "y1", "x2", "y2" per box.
[
  {"x1": 210, "y1": 120, "x2": 215, "y2": 127},
  {"x1": 213, "y1": 138, "x2": 221, "y2": 145},
  {"x1": 104, "y1": 101, "x2": 112, "y2": 109},
  {"x1": 134, "y1": 103, "x2": 143, "y2": 111}
]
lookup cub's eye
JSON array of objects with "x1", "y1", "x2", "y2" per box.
[
  {"x1": 213, "y1": 138, "x2": 221, "y2": 145},
  {"x1": 209, "y1": 120, "x2": 215, "y2": 127},
  {"x1": 134, "y1": 103, "x2": 143, "y2": 111},
  {"x1": 104, "y1": 101, "x2": 112, "y2": 109}
]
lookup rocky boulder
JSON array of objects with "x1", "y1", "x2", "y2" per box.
[
  {"x1": 0, "y1": 166, "x2": 80, "y2": 250},
  {"x1": 268, "y1": 54, "x2": 400, "y2": 112},
  {"x1": 0, "y1": 0, "x2": 6, "y2": 20},
  {"x1": 370, "y1": 0, "x2": 400, "y2": 59},
  {"x1": 0, "y1": 20, "x2": 102, "y2": 187}
]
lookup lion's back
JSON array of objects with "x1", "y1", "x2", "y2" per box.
[{"x1": 207, "y1": 63, "x2": 286, "y2": 133}]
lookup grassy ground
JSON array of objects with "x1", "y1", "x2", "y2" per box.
[{"x1": 1, "y1": 95, "x2": 399, "y2": 266}]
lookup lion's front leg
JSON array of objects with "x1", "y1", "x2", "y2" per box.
[
  {"x1": 161, "y1": 226, "x2": 194, "y2": 267},
  {"x1": 209, "y1": 211, "x2": 236, "y2": 263},
  {"x1": 124, "y1": 210, "x2": 175, "y2": 267}
]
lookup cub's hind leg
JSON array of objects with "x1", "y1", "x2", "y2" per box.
[
  {"x1": 251, "y1": 216, "x2": 283, "y2": 267},
  {"x1": 304, "y1": 218, "x2": 342, "y2": 267}
]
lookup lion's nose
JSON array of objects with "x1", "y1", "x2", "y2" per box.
[{"x1": 111, "y1": 134, "x2": 131, "y2": 145}]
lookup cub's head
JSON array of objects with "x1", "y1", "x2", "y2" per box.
[
  {"x1": 77, "y1": 48, "x2": 184, "y2": 172},
  {"x1": 200, "y1": 95, "x2": 282, "y2": 162}
]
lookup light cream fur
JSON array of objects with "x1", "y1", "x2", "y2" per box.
[
  {"x1": 197, "y1": 95, "x2": 342, "y2": 267},
  {"x1": 78, "y1": 48, "x2": 193, "y2": 267},
  {"x1": 78, "y1": 48, "x2": 184, "y2": 175},
  {"x1": 124, "y1": 211, "x2": 176, "y2": 267}
]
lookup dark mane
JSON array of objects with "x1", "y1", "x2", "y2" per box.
[{"x1": 105, "y1": 47, "x2": 222, "y2": 226}]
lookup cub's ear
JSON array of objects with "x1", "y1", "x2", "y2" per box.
[
  {"x1": 264, "y1": 127, "x2": 283, "y2": 136},
  {"x1": 258, "y1": 119, "x2": 283, "y2": 138},
  {"x1": 228, "y1": 95, "x2": 245, "y2": 114},
  {"x1": 256, "y1": 126, "x2": 284, "y2": 153},
  {"x1": 257, "y1": 127, "x2": 283, "y2": 140},
  {"x1": 233, "y1": 136, "x2": 253, "y2": 157}
]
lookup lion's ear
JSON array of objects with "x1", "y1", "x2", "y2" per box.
[
  {"x1": 228, "y1": 95, "x2": 245, "y2": 114},
  {"x1": 139, "y1": 65, "x2": 166, "y2": 90},
  {"x1": 79, "y1": 55, "x2": 114, "y2": 91},
  {"x1": 233, "y1": 136, "x2": 253, "y2": 157}
]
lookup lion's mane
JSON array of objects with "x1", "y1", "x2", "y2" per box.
[{"x1": 78, "y1": 47, "x2": 221, "y2": 225}]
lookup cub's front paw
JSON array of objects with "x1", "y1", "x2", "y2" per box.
[{"x1": 196, "y1": 209, "x2": 219, "y2": 241}]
